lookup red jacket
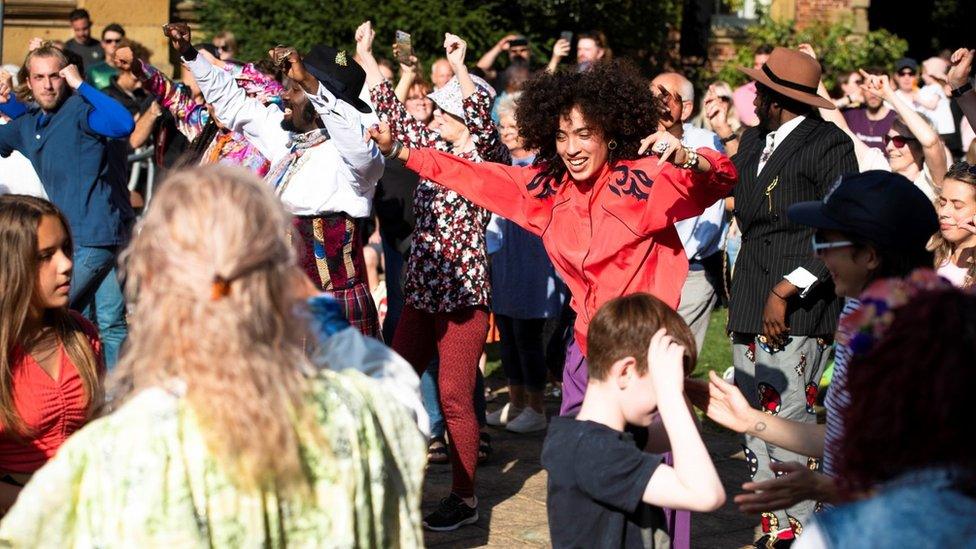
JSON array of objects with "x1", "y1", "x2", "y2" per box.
[{"x1": 405, "y1": 148, "x2": 737, "y2": 355}]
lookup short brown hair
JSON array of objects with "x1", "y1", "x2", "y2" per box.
[{"x1": 586, "y1": 293, "x2": 697, "y2": 380}]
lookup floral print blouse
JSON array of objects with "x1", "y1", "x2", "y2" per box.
[
  {"x1": 139, "y1": 61, "x2": 270, "y2": 176},
  {"x1": 370, "y1": 80, "x2": 510, "y2": 313}
]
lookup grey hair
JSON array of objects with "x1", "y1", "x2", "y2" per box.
[{"x1": 495, "y1": 91, "x2": 522, "y2": 119}]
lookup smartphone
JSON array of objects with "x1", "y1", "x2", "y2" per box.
[
  {"x1": 559, "y1": 31, "x2": 573, "y2": 44},
  {"x1": 395, "y1": 30, "x2": 413, "y2": 65}
]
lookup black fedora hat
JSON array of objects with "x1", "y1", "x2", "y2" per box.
[{"x1": 302, "y1": 44, "x2": 371, "y2": 114}]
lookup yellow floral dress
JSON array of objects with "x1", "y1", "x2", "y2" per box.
[{"x1": 0, "y1": 369, "x2": 426, "y2": 548}]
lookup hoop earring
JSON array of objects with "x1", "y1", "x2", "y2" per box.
[{"x1": 608, "y1": 139, "x2": 618, "y2": 150}]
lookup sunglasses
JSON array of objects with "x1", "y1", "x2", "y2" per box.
[
  {"x1": 897, "y1": 70, "x2": 916, "y2": 77},
  {"x1": 812, "y1": 235, "x2": 854, "y2": 256},
  {"x1": 883, "y1": 134, "x2": 918, "y2": 148},
  {"x1": 851, "y1": 78, "x2": 864, "y2": 85},
  {"x1": 103, "y1": 38, "x2": 121, "y2": 44}
]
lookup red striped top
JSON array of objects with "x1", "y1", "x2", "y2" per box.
[{"x1": 0, "y1": 312, "x2": 103, "y2": 474}]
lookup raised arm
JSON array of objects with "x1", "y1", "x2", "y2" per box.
[
  {"x1": 864, "y1": 70, "x2": 947, "y2": 188},
  {"x1": 370, "y1": 124, "x2": 551, "y2": 233},
  {"x1": 444, "y1": 33, "x2": 508, "y2": 162},
  {"x1": 476, "y1": 34, "x2": 518, "y2": 81},
  {"x1": 116, "y1": 46, "x2": 207, "y2": 141},
  {"x1": 165, "y1": 22, "x2": 288, "y2": 164},
  {"x1": 63, "y1": 64, "x2": 134, "y2": 138},
  {"x1": 272, "y1": 45, "x2": 384, "y2": 191},
  {"x1": 948, "y1": 48, "x2": 976, "y2": 149}
]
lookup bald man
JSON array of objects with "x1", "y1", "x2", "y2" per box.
[
  {"x1": 430, "y1": 58, "x2": 454, "y2": 89},
  {"x1": 651, "y1": 72, "x2": 728, "y2": 353}
]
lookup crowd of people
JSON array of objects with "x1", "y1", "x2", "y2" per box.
[{"x1": 0, "y1": 8, "x2": 974, "y2": 548}]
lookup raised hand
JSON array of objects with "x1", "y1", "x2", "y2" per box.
[
  {"x1": 0, "y1": 70, "x2": 12, "y2": 104},
  {"x1": 444, "y1": 33, "x2": 468, "y2": 71},
  {"x1": 392, "y1": 43, "x2": 417, "y2": 70},
  {"x1": 28, "y1": 37, "x2": 44, "y2": 52},
  {"x1": 269, "y1": 46, "x2": 316, "y2": 93},
  {"x1": 496, "y1": 33, "x2": 520, "y2": 51},
  {"x1": 551, "y1": 38, "x2": 570, "y2": 60},
  {"x1": 59, "y1": 64, "x2": 84, "y2": 89},
  {"x1": 114, "y1": 45, "x2": 144, "y2": 78},
  {"x1": 859, "y1": 69, "x2": 892, "y2": 100},
  {"x1": 947, "y1": 48, "x2": 974, "y2": 90},
  {"x1": 647, "y1": 328, "x2": 687, "y2": 399},
  {"x1": 704, "y1": 370, "x2": 755, "y2": 433},
  {"x1": 162, "y1": 22, "x2": 192, "y2": 52},
  {"x1": 796, "y1": 43, "x2": 817, "y2": 60},
  {"x1": 354, "y1": 21, "x2": 375, "y2": 56}
]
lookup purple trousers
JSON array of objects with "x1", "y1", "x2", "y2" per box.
[{"x1": 560, "y1": 338, "x2": 691, "y2": 549}]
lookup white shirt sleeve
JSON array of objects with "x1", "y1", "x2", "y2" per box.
[
  {"x1": 784, "y1": 267, "x2": 820, "y2": 298},
  {"x1": 305, "y1": 83, "x2": 385, "y2": 194},
  {"x1": 183, "y1": 54, "x2": 290, "y2": 165}
]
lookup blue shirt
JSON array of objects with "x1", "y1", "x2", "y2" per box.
[
  {"x1": 675, "y1": 124, "x2": 727, "y2": 263},
  {"x1": 0, "y1": 83, "x2": 135, "y2": 246},
  {"x1": 487, "y1": 154, "x2": 568, "y2": 319}
]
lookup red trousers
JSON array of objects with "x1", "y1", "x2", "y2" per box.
[{"x1": 392, "y1": 304, "x2": 489, "y2": 498}]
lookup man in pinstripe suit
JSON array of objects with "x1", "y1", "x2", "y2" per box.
[{"x1": 728, "y1": 47, "x2": 857, "y2": 548}]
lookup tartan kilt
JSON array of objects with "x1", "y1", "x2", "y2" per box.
[{"x1": 292, "y1": 213, "x2": 381, "y2": 339}]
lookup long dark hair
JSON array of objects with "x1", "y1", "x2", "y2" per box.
[
  {"x1": 0, "y1": 195, "x2": 103, "y2": 436},
  {"x1": 515, "y1": 59, "x2": 661, "y2": 182},
  {"x1": 837, "y1": 289, "x2": 976, "y2": 494}
]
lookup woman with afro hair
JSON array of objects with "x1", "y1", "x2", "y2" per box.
[{"x1": 369, "y1": 59, "x2": 737, "y2": 417}]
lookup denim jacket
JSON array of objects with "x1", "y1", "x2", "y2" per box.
[{"x1": 811, "y1": 467, "x2": 976, "y2": 548}]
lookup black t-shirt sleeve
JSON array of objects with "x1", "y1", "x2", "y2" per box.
[{"x1": 573, "y1": 430, "x2": 663, "y2": 513}]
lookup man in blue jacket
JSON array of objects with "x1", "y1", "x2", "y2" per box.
[{"x1": 0, "y1": 44, "x2": 135, "y2": 368}]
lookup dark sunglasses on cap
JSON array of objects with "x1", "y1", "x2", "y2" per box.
[{"x1": 883, "y1": 134, "x2": 918, "y2": 148}]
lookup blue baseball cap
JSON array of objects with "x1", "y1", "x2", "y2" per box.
[{"x1": 787, "y1": 170, "x2": 938, "y2": 251}]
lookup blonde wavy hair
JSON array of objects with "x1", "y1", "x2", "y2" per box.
[{"x1": 111, "y1": 166, "x2": 315, "y2": 493}]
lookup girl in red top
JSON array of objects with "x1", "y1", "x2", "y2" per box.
[
  {"x1": 0, "y1": 195, "x2": 104, "y2": 513},
  {"x1": 369, "y1": 60, "x2": 737, "y2": 418}
]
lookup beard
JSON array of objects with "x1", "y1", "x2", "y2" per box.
[
  {"x1": 280, "y1": 101, "x2": 318, "y2": 133},
  {"x1": 34, "y1": 86, "x2": 69, "y2": 112}
]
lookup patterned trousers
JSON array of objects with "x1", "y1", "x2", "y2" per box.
[
  {"x1": 732, "y1": 333, "x2": 831, "y2": 540},
  {"x1": 292, "y1": 214, "x2": 381, "y2": 339}
]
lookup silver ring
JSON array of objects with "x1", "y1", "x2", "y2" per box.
[{"x1": 654, "y1": 141, "x2": 669, "y2": 153}]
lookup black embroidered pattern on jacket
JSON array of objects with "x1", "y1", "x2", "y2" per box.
[{"x1": 609, "y1": 166, "x2": 654, "y2": 201}]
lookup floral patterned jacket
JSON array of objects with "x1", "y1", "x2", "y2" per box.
[
  {"x1": 370, "y1": 80, "x2": 510, "y2": 313},
  {"x1": 139, "y1": 61, "x2": 270, "y2": 176}
]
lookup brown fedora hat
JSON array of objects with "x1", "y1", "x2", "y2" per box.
[{"x1": 738, "y1": 47, "x2": 835, "y2": 110}]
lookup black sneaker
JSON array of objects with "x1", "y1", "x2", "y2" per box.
[{"x1": 422, "y1": 493, "x2": 478, "y2": 531}]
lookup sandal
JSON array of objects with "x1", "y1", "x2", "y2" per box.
[
  {"x1": 478, "y1": 431, "x2": 493, "y2": 465},
  {"x1": 427, "y1": 436, "x2": 449, "y2": 465}
]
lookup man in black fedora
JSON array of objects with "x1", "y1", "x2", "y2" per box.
[
  {"x1": 728, "y1": 46, "x2": 857, "y2": 547},
  {"x1": 166, "y1": 23, "x2": 385, "y2": 338}
]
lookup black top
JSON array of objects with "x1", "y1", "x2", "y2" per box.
[
  {"x1": 729, "y1": 117, "x2": 856, "y2": 336},
  {"x1": 373, "y1": 160, "x2": 420, "y2": 255},
  {"x1": 63, "y1": 37, "x2": 104, "y2": 67},
  {"x1": 542, "y1": 417, "x2": 669, "y2": 549}
]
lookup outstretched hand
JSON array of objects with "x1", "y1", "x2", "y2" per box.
[
  {"x1": 367, "y1": 122, "x2": 395, "y2": 155},
  {"x1": 704, "y1": 370, "x2": 755, "y2": 433},
  {"x1": 948, "y1": 48, "x2": 975, "y2": 90},
  {"x1": 162, "y1": 22, "x2": 192, "y2": 52},
  {"x1": 736, "y1": 462, "x2": 832, "y2": 513},
  {"x1": 639, "y1": 130, "x2": 688, "y2": 167}
]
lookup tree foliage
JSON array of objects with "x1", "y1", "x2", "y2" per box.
[
  {"x1": 196, "y1": 0, "x2": 682, "y2": 74},
  {"x1": 712, "y1": 15, "x2": 908, "y2": 91}
]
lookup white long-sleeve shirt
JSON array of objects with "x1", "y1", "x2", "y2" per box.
[{"x1": 185, "y1": 54, "x2": 384, "y2": 218}]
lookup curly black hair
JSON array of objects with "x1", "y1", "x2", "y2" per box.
[{"x1": 516, "y1": 59, "x2": 661, "y2": 181}]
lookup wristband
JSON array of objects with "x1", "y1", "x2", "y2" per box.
[
  {"x1": 720, "y1": 133, "x2": 738, "y2": 144},
  {"x1": 180, "y1": 43, "x2": 199, "y2": 62},
  {"x1": 772, "y1": 289, "x2": 788, "y2": 301},
  {"x1": 951, "y1": 82, "x2": 973, "y2": 99}
]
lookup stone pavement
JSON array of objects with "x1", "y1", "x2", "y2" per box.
[{"x1": 422, "y1": 387, "x2": 757, "y2": 548}]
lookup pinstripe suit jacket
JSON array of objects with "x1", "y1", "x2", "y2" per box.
[{"x1": 728, "y1": 116, "x2": 857, "y2": 336}]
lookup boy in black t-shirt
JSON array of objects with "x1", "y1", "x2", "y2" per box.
[{"x1": 542, "y1": 293, "x2": 725, "y2": 548}]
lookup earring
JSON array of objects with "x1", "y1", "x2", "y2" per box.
[{"x1": 608, "y1": 139, "x2": 618, "y2": 150}]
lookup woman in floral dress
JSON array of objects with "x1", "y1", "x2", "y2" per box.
[{"x1": 357, "y1": 22, "x2": 508, "y2": 531}]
